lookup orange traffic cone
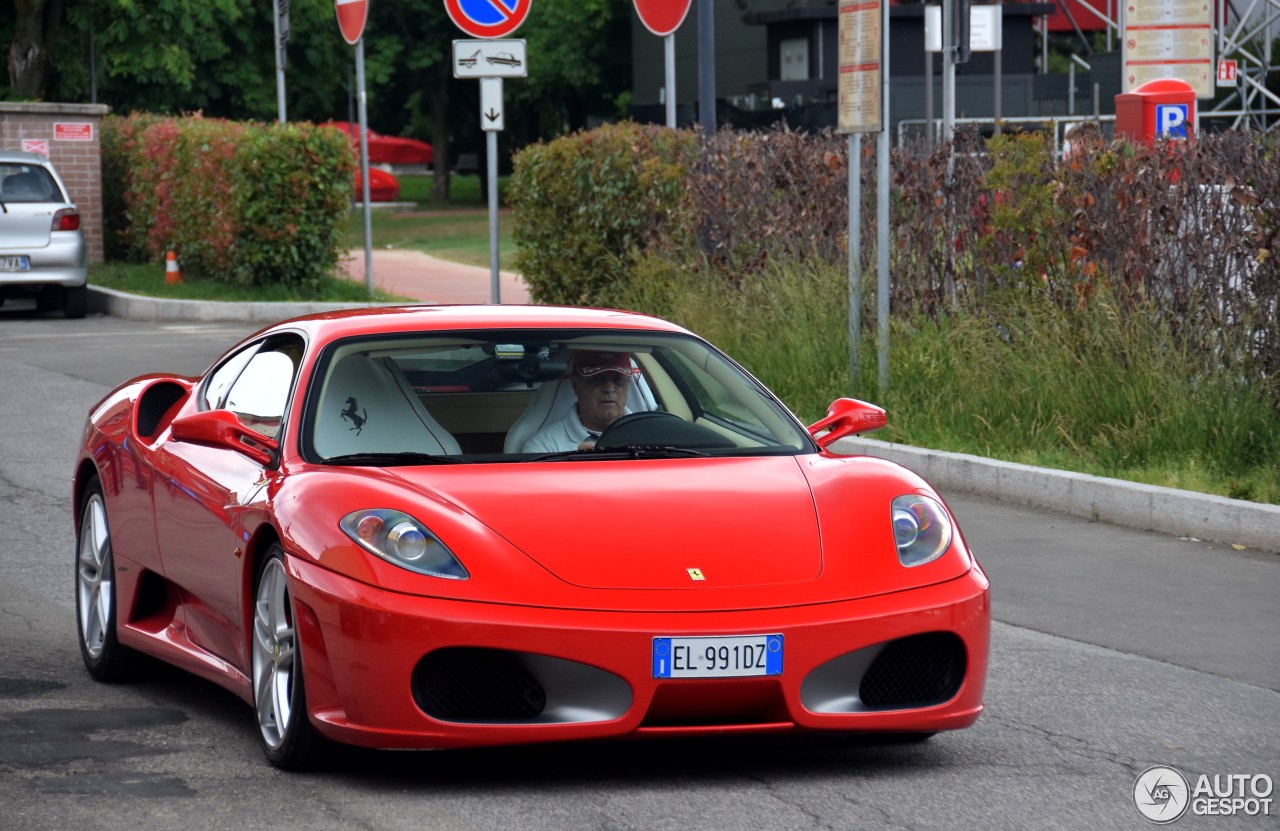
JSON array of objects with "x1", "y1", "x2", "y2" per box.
[{"x1": 165, "y1": 250, "x2": 182, "y2": 285}]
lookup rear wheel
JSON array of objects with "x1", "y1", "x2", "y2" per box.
[
  {"x1": 62, "y1": 285, "x2": 87, "y2": 319},
  {"x1": 76, "y1": 478, "x2": 138, "y2": 681},
  {"x1": 35, "y1": 289, "x2": 58, "y2": 312},
  {"x1": 252, "y1": 544, "x2": 329, "y2": 769}
]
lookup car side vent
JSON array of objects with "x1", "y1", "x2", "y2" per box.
[
  {"x1": 137, "y1": 382, "x2": 187, "y2": 438},
  {"x1": 412, "y1": 647, "x2": 547, "y2": 722},
  {"x1": 859, "y1": 632, "x2": 966, "y2": 709}
]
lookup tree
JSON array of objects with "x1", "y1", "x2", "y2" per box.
[
  {"x1": 53, "y1": 0, "x2": 349, "y2": 120},
  {"x1": 5, "y1": 0, "x2": 631, "y2": 205},
  {"x1": 7, "y1": 0, "x2": 64, "y2": 98}
]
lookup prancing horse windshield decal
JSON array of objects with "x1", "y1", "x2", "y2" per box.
[{"x1": 341, "y1": 397, "x2": 368, "y2": 434}]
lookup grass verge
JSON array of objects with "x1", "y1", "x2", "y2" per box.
[
  {"x1": 89, "y1": 261, "x2": 408, "y2": 303},
  {"x1": 615, "y1": 255, "x2": 1280, "y2": 506}
]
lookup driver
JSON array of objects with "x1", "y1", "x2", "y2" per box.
[{"x1": 521, "y1": 350, "x2": 633, "y2": 453}]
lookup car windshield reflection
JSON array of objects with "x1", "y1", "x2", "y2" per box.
[{"x1": 303, "y1": 330, "x2": 814, "y2": 464}]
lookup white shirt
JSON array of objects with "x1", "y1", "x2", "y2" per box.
[{"x1": 521, "y1": 407, "x2": 600, "y2": 454}]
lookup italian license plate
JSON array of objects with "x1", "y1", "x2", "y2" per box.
[
  {"x1": 0, "y1": 255, "x2": 31, "y2": 272},
  {"x1": 652, "y1": 634, "x2": 783, "y2": 679}
]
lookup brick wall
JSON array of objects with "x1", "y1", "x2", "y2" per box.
[{"x1": 1, "y1": 102, "x2": 110, "y2": 263}]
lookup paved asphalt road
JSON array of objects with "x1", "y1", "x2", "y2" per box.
[{"x1": 1, "y1": 307, "x2": 1277, "y2": 831}]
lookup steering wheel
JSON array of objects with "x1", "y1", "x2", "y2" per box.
[
  {"x1": 594, "y1": 411, "x2": 686, "y2": 449},
  {"x1": 596, "y1": 411, "x2": 737, "y2": 450}
]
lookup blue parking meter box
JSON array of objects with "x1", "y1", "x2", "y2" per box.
[{"x1": 1115, "y1": 79, "x2": 1197, "y2": 145}]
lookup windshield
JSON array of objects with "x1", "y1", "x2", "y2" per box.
[{"x1": 302, "y1": 329, "x2": 815, "y2": 464}]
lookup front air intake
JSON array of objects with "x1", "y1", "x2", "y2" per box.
[
  {"x1": 859, "y1": 632, "x2": 966, "y2": 709},
  {"x1": 412, "y1": 647, "x2": 547, "y2": 722}
]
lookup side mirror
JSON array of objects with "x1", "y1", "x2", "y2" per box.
[
  {"x1": 808, "y1": 398, "x2": 887, "y2": 450},
  {"x1": 170, "y1": 409, "x2": 279, "y2": 466}
]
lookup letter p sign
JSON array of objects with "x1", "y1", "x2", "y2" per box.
[{"x1": 1155, "y1": 104, "x2": 1189, "y2": 139}]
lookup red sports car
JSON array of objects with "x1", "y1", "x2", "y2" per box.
[{"x1": 73, "y1": 305, "x2": 989, "y2": 769}]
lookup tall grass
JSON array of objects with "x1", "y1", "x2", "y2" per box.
[{"x1": 616, "y1": 256, "x2": 1280, "y2": 505}]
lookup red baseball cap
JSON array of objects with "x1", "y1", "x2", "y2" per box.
[{"x1": 570, "y1": 350, "x2": 632, "y2": 378}]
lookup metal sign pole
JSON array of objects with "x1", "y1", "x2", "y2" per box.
[
  {"x1": 488, "y1": 128, "x2": 500, "y2": 303},
  {"x1": 665, "y1": 34, "x2": 677, "y2": 128},
  {"x1": 698, "y1": 0, "x2": 716, "y2": 133},
  {"x1": 877, "y1": 0, "x2": 891, "y2": 392},
  {"x1": 848, "y1": 133, "x2": 862, "y2": 386},
  {"x1": 274, "y1": 0, "x2": 288, "y2": 123},
  {"x1": 356, "y1": 38, "x2": 373, "y2": 297}
]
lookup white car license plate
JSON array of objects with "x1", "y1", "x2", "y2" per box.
[
  {"x1": 0, "y1": 255, "x2": 31, "y2": 272},
  {"x1": 652, "y1": 634, "x2": 783, "y2": 678}
]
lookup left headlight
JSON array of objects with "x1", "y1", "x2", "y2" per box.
[
  {"x1": 891, "y1": 494, "x2": 953, "y2": 567},
  {"x1": 340, "y1": 509, "x2": 469, "y2": 579}
]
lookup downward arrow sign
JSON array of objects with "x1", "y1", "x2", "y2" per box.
[{"x1": 480, "y1": 77, "x2": 504, "y2": 131}]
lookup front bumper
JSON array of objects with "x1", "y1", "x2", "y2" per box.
[{"x1": 287, "y1": 558, "x2": 990, "y2": 750}]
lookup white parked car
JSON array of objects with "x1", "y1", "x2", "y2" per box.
[{"x1": 0, "y1": 150, "x2": 88, "y2": 318}]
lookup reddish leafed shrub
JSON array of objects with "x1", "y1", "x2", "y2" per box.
[{"x1": 102, "y1": 114, "x2": 355, "y2": 289}]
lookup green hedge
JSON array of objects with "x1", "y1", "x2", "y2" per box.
[
  {"x1": 508, "y1": 121, "x2": 698, "y2": 306},
  {"x1": 101, "y1": 114, "x2": 355, "y2": 289}
]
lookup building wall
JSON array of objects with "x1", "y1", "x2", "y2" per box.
[
  {"x1": 0, "y1": 103, "x2": 109, "y2": 263},
  {"x1": 629, "y1": 1, "x2": 1105, "y2": 131}
]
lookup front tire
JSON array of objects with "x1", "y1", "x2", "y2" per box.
[
  {"x1": 252, "y1": 544, "x2": 328, "y2": 769},
  {"x1": 76, "y1": 478, "x2": 138, "y2": 681}
]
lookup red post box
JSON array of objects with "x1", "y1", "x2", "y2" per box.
[{"x1": 1114, "y1": 79, "x2": 1197, "y2": 145}]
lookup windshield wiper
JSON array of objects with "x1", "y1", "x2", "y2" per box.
[
  {"x1": 524, "y1": 445, "x2": 709, "y2": 462},
  {"x1": 324, "y1": 451, "x2": 463, "y2": 466}
]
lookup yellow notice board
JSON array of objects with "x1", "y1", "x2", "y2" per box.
[
  {"x1": 837, "y1": 0, "x2": 882, "y2": 133},
  {"x1": 1123, "y1": 0, "x2": 1215, "y2": 97}
]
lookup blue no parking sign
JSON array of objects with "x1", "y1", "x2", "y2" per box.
[{"x1": 444, "y1": 0, "x2": 532, "y2": 39}]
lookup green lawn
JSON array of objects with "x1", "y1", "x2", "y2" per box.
[{"x1": 344, "y1": 174, "x2": 515, "y2": 271}]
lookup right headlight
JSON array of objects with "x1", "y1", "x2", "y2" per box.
[
  {"x1": 891, "y1": 494, "x2": 953, "y2": 567},
  {"x1": 340, "y1": 509, "x2": 469, "y2": 579}
]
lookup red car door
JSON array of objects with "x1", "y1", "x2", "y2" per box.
[{"x1": 151, "y1": 340, "x2": 300, "y2": 673}]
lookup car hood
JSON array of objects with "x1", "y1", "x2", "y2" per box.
[{"x1": 392, "y1": 456, "x2": 822, "y2": 591}]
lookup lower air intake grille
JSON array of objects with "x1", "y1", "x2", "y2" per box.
[
  {"x1": 412, "y1": 648, "x2": 547, "y2": 722},
  {"x1": 859, "y1": 632, "x2": 966, "y2": 709}
]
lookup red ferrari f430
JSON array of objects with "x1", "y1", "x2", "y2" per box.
[{"x1": 73, "y1": 305, "x2": 989, "y2": 768}]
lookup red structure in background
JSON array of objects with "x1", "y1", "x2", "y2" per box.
[
  {"x1": 1040, "y1": 0, "x2": 1111, "y2": 32},
  {"x1": 357, "y1": 167, "x2": 400, "y2": 203},
  {"x1": 322, "y1": 121, "x2": 434, "y2": 166}
]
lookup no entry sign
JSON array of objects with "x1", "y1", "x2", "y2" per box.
[
  {"x1": 444, "y1": 0, "x2": 532, "y2": 39},
  {"x1": 633, "y1": 0, "x2": 692, "y2": 37},
  {"x1": 335, "y1": 0, "x2": 368, "y2": 44}
]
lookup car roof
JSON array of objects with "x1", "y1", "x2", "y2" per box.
[
  {"x1": 0, "y1": 150, "x2": 55, "y2": 166},
  {"x1": 260, "y1": 304, "x2": 694, "y2": 347}
]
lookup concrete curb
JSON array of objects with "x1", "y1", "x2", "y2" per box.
[
  {"x1": 87, "y1": 286, "x2": 403, "y2": 323},
  {"x1": 833, "y1": 437, "x2": 1280, "y2": 554}
]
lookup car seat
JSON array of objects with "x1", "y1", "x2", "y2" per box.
[{"x1": 313, "y1": 353, "x2": 461, "y2": 457}]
